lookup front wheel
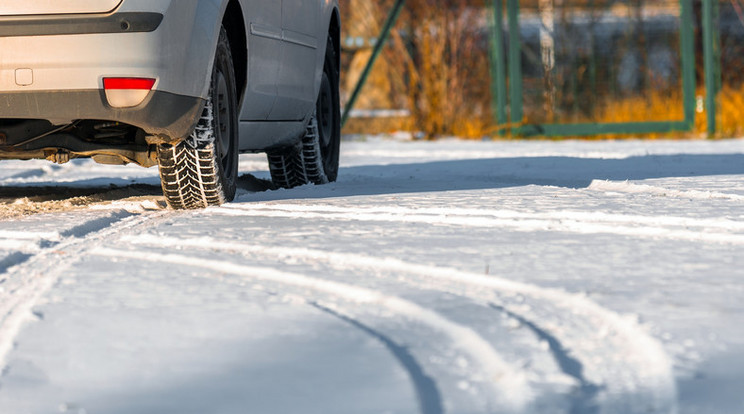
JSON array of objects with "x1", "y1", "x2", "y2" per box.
[
  {"x1": 157, "y1": 27, "x2": 239, "y2": 210},
  {"x1": 268, "y1": 36, "x2": 340, "y2": 188}
]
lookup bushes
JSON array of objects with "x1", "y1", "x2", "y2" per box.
[
  {"x1": 390, "y1": 0, "x2": 492, "y2": 139},
  {"x1": 342, "y1": 0, "x2": 492, "y2": 139}
]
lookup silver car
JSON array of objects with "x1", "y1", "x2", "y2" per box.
[{"x1": 0, "y1": 0, "x2": 341, "y2": 209}]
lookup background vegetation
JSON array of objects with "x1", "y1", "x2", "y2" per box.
[{"x1": 340, "y1": 0, "x2": 744, "y2": 139}]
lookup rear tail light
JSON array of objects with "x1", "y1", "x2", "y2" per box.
[{"x1": 103, "y1": 77, "x2": 156, "y2": 108}]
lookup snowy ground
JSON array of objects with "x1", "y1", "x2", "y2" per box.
[{"x1": 0, "y1": 137, "x2": 742, "y2": 414}]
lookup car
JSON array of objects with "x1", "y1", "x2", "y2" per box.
[{"x1": 0, "y1": 0, "x2": 341, "y2": 209}]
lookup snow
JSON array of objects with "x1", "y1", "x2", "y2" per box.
[{"x1": 0, "y1": 137, "x2": 743, "y2": 414}]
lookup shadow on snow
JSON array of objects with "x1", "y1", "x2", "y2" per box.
[
  {"x1": 239, "y1": 153, "x2": 744, "y2": 201},
  {"x1": 0, "y1": 153, "x2": 742, "y2": 203}
]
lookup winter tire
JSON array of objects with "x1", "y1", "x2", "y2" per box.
[
  {"x1": 157, "y1": 27, "x2": 239, "y2": 210},
  {"x1": 268, "y1": 36, "x2": 340, "y2": 188}
]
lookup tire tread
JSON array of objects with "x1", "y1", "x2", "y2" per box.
[{"x1": 156, "y1": 27, "x2": 236, "y2": 210}]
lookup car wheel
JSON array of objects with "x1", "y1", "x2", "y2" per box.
[
  {"x1": 157, "y1": 27, "x2": 239, "y2": 209},
  {"x1": 268, "y1": 36, "x2": 340, "y2": 188}
]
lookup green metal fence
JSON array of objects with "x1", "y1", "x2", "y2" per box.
[
  {"x1": 342, "y1": 0, "x2": 724, "y2": 138},
  {"x1": 340, "y1": 0, "x2": 406, "y2": 127},
  {"x1": 497, "y1": 0, "x2": 698, "y2": 137},
  {"x1": 703, "y1": 0, "x2": 721, "y2": 136}
]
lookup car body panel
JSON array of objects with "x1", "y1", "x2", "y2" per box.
[
  {"x1": 0, "y1": 0, "x2": 339, "y2": 153},
  {"x1": 0, "y1": 1, "x2": 123, "y2": 16},
  {"x1": 270, "y1": 0, "x2": 320, "y2": 121},
  {"x1": 240, "y1": 1, "x2": 282, "y2": 121}
]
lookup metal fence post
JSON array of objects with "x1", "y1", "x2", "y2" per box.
[
  {"x1": 488, "y1": 0, "x2": 508, "y2": 135},
  {"x1": 340, "y1": 0, "x2": 407, "y2": 128},
  {"x1": 702, "y1": 0, "x2": 721, "y2": 137},
  {"x1": 680, "y1": 0, "x2": 697, "y2": 130},
  {"x1": 507, "y1": 0, "x2": 524, "y2": 135}
]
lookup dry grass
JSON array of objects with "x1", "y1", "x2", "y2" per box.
[
  {"x1": 342, "y1": 116, "x2": 412, "y2": 135},
  {"x1": 341, "y1": 85, "x2": 744, "y2": 140},
  {"x1": 588, "y1": 84, "x2": 744, "y2": 139},
  {"x1": 719, "y1": 84, "x2": 744, "y2": 138},
  {"x1": 581, "y1": 90, "x2": 691, "y2": 140},
  {"x1": 483, "y1": 85, "x2": 744, "y2": 140}
]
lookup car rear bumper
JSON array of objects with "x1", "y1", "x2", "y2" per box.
[
  {"x1": 0, "y1": 1, "x2": 214, "y2": 140},
  {"x1": 0, "y1": 89, "x2": 203, "y2": 141},
  {"x1": 0, "y1": 12, "x2": 163, "y2": 37}
]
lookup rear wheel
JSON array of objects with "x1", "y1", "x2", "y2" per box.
[
  {"x1": 157, "y1": 27, "x2": 239, "y2": 209},
  {"x1": 268, "y1": 36, "x2": 340, "y2": 188}
]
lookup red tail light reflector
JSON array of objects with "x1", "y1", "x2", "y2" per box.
[
  {"x1": 103, "y1": 77, "x2": 156, "y2": 108},
  {"x1": 103, "y1": 78, "x2": 156, "y2": 90}
]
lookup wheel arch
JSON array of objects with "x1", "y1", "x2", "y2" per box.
[
  {"x1": 328, "y1": 6, "x2": 341, "y2": 73},
  {"x1": 221, "y1": 0, "x2": 248, "y2": 107},
  {"x1": 310, "y1": 3, "x2": 340, "y2": 121},
  {"x1": 184, "y1": 0, "x2": 237, "y2": 102},
  {"x1": 161, "y1": 0, "x2": 242, "y2": 139}
]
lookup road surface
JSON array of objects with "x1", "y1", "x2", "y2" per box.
[{"x1": 1, "y1": 137, "x2": 743, "y2": 414}]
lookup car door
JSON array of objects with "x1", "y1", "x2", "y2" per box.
[
  {"x1": 239, "y1": 0, "x2": 282, "y2": 121},
  {"x1": 268, "y1": 0, "x2": 320, "y2": 121}
]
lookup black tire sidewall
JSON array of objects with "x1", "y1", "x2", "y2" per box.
[
  {"x1": 318, "y1": 37, "x2": 341, "y2": 182},
  {"x1": 212, "y1": 29, "x2": 239, "y2": 200}
]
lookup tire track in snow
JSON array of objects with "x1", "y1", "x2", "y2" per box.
[
  {"x1": 123, "y1": 235, "x2": 678, "y2": 414},
  {"x1": 312, "y1": 303, "x2": 444, "y2": 414},
  {"x1": 0, "y1": 210, "x2": 167, "y2": 368},
  {"x1": 213, "y1": 204, "x2": 744, "y2": 245},
  {"x1": 491, "y1": 304, "x2": 601, "y2": 414},
  {"x1": 0, "y1": 231, "x2": 60, "y2": 255},
  {"x1": 0, "y1": 253, "x2": 33, "y2": 275},
  {"x1": 0, "y1": 212, "x2": 134, "y2": 277},
  {"x1": 588, "y1": 179, "x2": 744, "y2": 201},
  {"x1": 90, "y1": 247, "x2": 534, "y2": 414}
]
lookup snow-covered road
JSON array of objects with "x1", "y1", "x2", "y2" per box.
[{"x1": 0, "y1": 137, "x2": 742, "y2": 414}]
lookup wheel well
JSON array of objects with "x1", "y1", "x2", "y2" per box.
[
  {"x1": 329, "y1": 8, "x2": 341, "y2": 72},
  {"x1": 222, "y1": 0, "x2": 247, "y2": 102}
]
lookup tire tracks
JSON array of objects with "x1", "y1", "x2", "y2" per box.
[
  {"x1": 491, "y1": 304, "x2": 601, "y2": 414},
  {"x1": 588, "y1": 179, "x2": 744, "y2": 201},
  {"x1": 312, "y1": 302, "x2": 444, "y2": 414},
  {"x1": 213, "y1": 203, "x2": 744, "y2": 244},
  {"x1": 90, "y1": 247, "x2": 535, "y2": 414},
  {"x1": 0, "y1": 210, "x2": 167, "y2": 368},
  {"x1": 0, "y1": 253, "x2": 34, "y2": 275},
  {"x1": 122, "y1": 235, "x2": 678, "y2": 414}
]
